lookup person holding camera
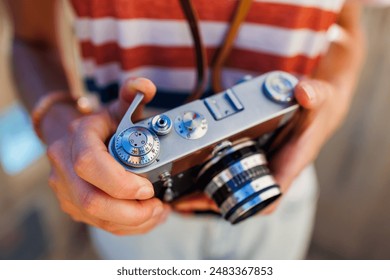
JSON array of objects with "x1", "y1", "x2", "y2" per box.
[{"x1": 7, "y1": 0, "x2": 368, "y2": 259}]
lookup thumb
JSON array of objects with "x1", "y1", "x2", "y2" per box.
[
  {"x1": 109, "y1": 77, "x2": 157, "y2": 123},
  {"x1": 294, "y1": 79, "x2": 332, "y2": 110}
]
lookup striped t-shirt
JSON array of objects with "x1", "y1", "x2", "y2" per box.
[{"x1": 70, "y1": 0, "x2": 346, "y2": 106}]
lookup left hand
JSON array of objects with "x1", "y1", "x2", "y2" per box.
[{"x1": 173, "y1": 78, "x2": 350, "y2": 214}]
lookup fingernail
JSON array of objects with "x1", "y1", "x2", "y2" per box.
[
  {"x1": 152, "y1": 205, "x2": 164, "y2": 217},
  {"x1": 135, "y1": 186, "x2": 154, "y2": 199},
  {"x1": 302, "y1": 83, "x2": 316, "y2": 102},
  {"x1": 132, "y1": 78, "x2": 142, "y2": 87}
]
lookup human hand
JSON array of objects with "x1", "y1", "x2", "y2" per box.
[
  {"x1": 262, "y1": 78, "x2": 350, "y2": 213},
  {"x1": 173, "y1": 79, "x2": 350, "y2": 215},
  {"x1": 45, "y1": 78, "x2": 171, "y2": 235}
]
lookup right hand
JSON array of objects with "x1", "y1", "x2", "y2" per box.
[{"x1": 44, "y1": 78, "x2": 171, "y2": 235}]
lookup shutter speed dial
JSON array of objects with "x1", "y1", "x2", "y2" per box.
[
  {"x1": 113, "y1": 126, "x2": 160, "y2": 168},
  {"x1": 183, "y1": 112, "x2": 202, "y2": 131},
  {"x1": 174, "y1": 111, "x2": 208, "y2": 140}
]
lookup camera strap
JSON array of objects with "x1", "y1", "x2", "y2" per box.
[{"x1": 179, "y1": 0, "x2": 253, "y2": 102}]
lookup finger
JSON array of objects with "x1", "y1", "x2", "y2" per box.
[
  {"x1": 71, "y1": 114, "x2": 155, "y2": 200},
  {"x1": 64, "y1": 143, "x2": 163, "y2": 227},
  {"x1": 120, "y1": 77, "x2": 157, "y2": 104},
  {"x1": 60, "y1": 199, "x2": 170, "y2": 235},
  {"x1": 270, "y1": 134, "x2": 317, "y2": 193},
  {"x1": 108, "y1": 77, "x2": 157, "y2": 122},
  {"x1": 104, "y1": 205, "x2": 171, "y2": 236},
  {"x1": 67, "y1": 173, "x2": 166, "y2": 227},
  {"x1": 270, "y1": 81, "x2": 333, "y2": 190},
  {"x1": 294, "y1": 80, "x2": 332, "y2": 110},
  {"x1": 173, "y1": 194, "x2": 220, "y2": 213},
  {"x1": 47, "y1": 139, "x2": 75, "y2": 201},
  {"x1": 278, "y1": 80, "x2": 334, "y2": 141}
]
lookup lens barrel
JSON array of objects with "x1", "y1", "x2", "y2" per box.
[{"x1": 197, "y1": 140, "x2": 281, "y2": 224}]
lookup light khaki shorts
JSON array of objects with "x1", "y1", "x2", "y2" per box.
[{"x1": 90, "y1": 165, "x2": 318, "y2": 260}]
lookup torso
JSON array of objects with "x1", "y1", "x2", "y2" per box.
[{"x1": 70, "y1": 0, "x2": 345, "y2": 105}]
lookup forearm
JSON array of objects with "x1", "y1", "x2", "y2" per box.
[
  {"x1": 12, "y1": 38, "x2": 69, "y2": 110},
  {"x1": 6, "y1": 0, "x2": 82, "y2": 144},
  {"x1": 12, "y1": 39, "x2": 81, "y2": 144}
]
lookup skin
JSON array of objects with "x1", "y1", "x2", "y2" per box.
[{"x1": 6, "y1": 0, "x2": 365, "y2": 234}]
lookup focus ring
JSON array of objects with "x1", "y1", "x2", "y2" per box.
[
  {"x1": 209, "y1": 165, "x2": 270, "y2": 206},
  {"x1": 204, "y1": 153, "x2": 268, "y2": 196}
]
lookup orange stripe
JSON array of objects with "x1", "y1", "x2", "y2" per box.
[
  {"x1": 80, "y1": 42, "x2": 321, "y2": 75},
  {"x1": 71, "y1": 0, "x2": 337, "y2": 31}
]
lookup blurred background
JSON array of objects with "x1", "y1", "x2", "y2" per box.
[{"x1": 1, "y1": 3, "x2": 390, "y2": 260}]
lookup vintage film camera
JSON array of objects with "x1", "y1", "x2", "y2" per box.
[{"x1": 109, "y1": 71, "x2": 299, "y2": 224}]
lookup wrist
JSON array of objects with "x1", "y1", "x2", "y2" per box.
[
  {"x1": 32, "y1": 91, "x2": 77, "y2": 144},
  {"x1": 32, "y1": 90, "x2": 101, "y2": 145},
  {"x1": 40, "y1": 102, "x2": 82, "y2": 145}
]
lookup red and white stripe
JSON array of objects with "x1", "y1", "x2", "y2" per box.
[
  {"x1": 76, "y1": 20, "x2": 331, "y2": 57},
  {"x1": 70, "y1": 0, "x2": 346, "y2": 92}
]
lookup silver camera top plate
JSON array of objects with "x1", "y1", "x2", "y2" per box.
[{"x1": 109, "y1": 71, "x2": 299, "y2": 182}]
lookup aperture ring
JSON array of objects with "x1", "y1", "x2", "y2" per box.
[
  {"x1": 204, "y1": 153, "x2": 267, "y2": 196},
  {"x1": 208, "y1": 166, "x2": 270, "y2": 206}
]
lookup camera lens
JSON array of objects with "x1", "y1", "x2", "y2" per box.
[{"x1": 197, "y1": 140, "x2": 281, "y2": 224}]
